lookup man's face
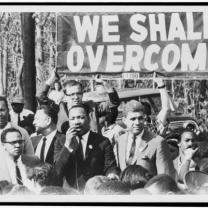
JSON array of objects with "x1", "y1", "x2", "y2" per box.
[
  {"x1": 11, "y1": 103, "x2": 24, "y2": 114},
  {"x1": 65, "y1": 85, "x2": 83, "y2": 107},
  {"x1": 123, "y1": 111, "x2": 145, "y2": 136},
  {"x1": 33, "y1": 109, "x2": 51, "y2": 134},
  {"x1": 68, "y1": 107, "x2": 90, "y2": 135},
  {"x1": 179, "y1": 132, "x2": 195, "y2": 152},
  {"x1": 2, "y1": 131, "x2": 24, "y2": 159},
  {"x1": 0, "y1": 100, "x2": 9, "y2": 129}
]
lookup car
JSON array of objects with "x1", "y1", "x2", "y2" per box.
[{"x1": 83, "y1": 87, "x2": 199, "y2": 134}]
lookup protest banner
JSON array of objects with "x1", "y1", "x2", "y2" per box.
[{"x1": 57, "y1": 11, "x2": 208, "y2": 78}]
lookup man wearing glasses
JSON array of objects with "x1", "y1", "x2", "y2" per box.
[
  {"x1": 38, "y1": 70, "x2": 120, "y2": 134},
  {"x1": 0, "y1": 128, "x2": 40, "y2": 184},
  {"x1": 0, "y1": 96, "x2": 34, "y2": 155},
  {"x1": 116, "y1": 100, "x2": 175, "y2": 179}
]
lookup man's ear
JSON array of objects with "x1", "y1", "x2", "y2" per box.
[{"x1": 47, "y1": 117, "x2": 52, "y2": 125}]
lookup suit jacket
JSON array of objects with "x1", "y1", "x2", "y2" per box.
[
  {"x1": 54, "y1": 131, "x2": 119, "y2": 190},
  {"x1": 117, "y1": 129, "x2": 175, "y2": 179},
  {"x1": 31, "y1": 131, "x2": 65, "y2": 165},
  {"x1": 0, "y1": 148, "x2": 40, "y2": 184},
  {"x1": 37, "y1": 84, "x2": 120, "y2": 134}
]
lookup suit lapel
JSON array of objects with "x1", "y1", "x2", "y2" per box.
[
  {"x1": 132, "y1": 129, "x2": 150, "y2": 164},
  {"x1": 45, "y1": 132, "x2": 57, "y2": 163},
  {"x1": 85, "y1": 131, "x2": 95, "y2": 161},
  {"x1": 31, "y1": 135, "x2": 42, "y2": 151}
]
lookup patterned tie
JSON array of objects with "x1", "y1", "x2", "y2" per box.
[
  {"x1": 40, "y1": 137, "x2": 47, "y2": 162},
  {"x1": 15, "y1": 163, "x2": 23, "y2": 185},
  {"x1": 126, "y1": 137, "x2": 136, "y2": 166}
]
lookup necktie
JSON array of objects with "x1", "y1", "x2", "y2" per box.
[
  {"x1": 17, "y1": 113, "x2": 21, "y2": 126},
  {"x1": 15, "y1": 163, "x2": 23, "y2": 185},
  {"x1": 77, "y1": 136, "x2": 84, "y2": 160},
  {"x1": 40, "y1": 137, "x2": 47, "y2": 162},
  {"x1": 126, "y1": 137, "x2": 136, "y2": 166}
]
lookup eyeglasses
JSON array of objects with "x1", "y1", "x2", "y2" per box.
[
  {"x1": 3, "y1": 140, "x2": 25, "y2": 145},
  {"x1": 65, "y1": 92, "x2": 83, "y2": 97}
]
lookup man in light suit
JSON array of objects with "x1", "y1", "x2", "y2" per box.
[
  {"x1": 0, "y1": 127, "x2": 40, "y2": 184},
  {"x1": 31, "y1": 103, "x2": 65, "y2": 165},
  {"x1": 54, "y1": 104, "x2": 119, "y2": 191},
  {"x1": 116, "y1": 100, "x2": 175, "y2": 179}
]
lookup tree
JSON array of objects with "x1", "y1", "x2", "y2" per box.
[{"x1": 21, "y1": 13, "x2": 36, "y2": 112}]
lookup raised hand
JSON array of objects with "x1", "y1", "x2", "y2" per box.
[{"x1": 184, "y1": 147, "x2": 199, "y2": 161}]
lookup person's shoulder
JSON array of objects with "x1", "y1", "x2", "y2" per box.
[
  {"x1": 22, "y1": 108, "x2": 34, "y2": 115},
  {"x1": 144, "y1": 129, "x2": 165, "y2": 143}
]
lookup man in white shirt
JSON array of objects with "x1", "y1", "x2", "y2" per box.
[
  {"x1": 0, "y1": 96, "x2": 34, "y2": 155},
  {"x1": 10, "y1": 96, "x2": 35, "y2": 135},
  {"x1": 0, "y1": 127, "x2": 40, "y2": 184},
  {"x1": 173, "y1": 129, "x2": 199, "y2": 183},
  {"x1": 116, "y1": 100, "x2": 175, "y2": 179},
  {"x1": 31, "y1": 103, "x2": 65, "y2": 165}
]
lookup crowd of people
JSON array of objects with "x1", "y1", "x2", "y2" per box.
[{"x1": 0, "y1": 70, "x2": 208, "y2": 196}]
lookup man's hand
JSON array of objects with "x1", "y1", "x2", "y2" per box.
[
  {"x1": 95, "y1": 74, "x2": 113, "y2": 93},
  {"x1": 64, "y1": 126, "x2": 79, "y2": 152},
  {"x1": 184, "y1": 147, "x2": 199, "y2": 161},
  {"x1": 153, "y1": 77, "x2": 165, "y2": 88},
  {"x1": 46, "y1": 68, "x2": 59, "y2": 86}
]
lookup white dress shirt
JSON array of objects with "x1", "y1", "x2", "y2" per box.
[
  {"x1": 5, "y1": 154, "x2": 27, "y2": 185},
  {"x1": 35, "y1": 130, "x2": 57, "y2": 161},
  {"x1": 126, "y1": 130, "x2": 144, "y2": 162}
]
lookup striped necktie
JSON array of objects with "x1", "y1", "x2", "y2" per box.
[{"x1": 126, "y1": 137, "x2": 136, "y2": 166}]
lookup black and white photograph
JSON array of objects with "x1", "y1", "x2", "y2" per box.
[{"x1": 0, "y1": 2, "x2": 208, "y2": 203}]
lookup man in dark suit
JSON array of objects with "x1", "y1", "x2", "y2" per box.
[
  {"x1": 116, "y1": 100, "x2": 176, "y2": 179},
  {"x1": 54, "y1": 104, "x2": 119, "y2": 191},
  {"x1": 37, "y1": 70, "x2": 120, "y2": 134},
  {"x1": 31, "y1": 103, "x2": 65, "y2": 165},
  {"x1": 0, "y1": 127, "x2": 40, "y2": 184}
]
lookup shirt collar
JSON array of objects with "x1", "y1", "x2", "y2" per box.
[
  {"x1": 81, "y1": 131, "x2": 90, "y2": 143},
  {"x1": 44, "y1": 129, "x2": 57, "y2": 141},
  {"x1": 130, "y1": 129, "x2": 144, "y2": 140}
]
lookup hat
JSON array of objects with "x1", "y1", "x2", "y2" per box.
[{"x1": 11, "y1": 96, "x2": 24, "y2": 104}]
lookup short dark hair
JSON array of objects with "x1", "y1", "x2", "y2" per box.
[
  {"x1": 1, "y1": 127, "x2": 22, "y2": 143},
  {"x1": 26, "y1": 163, "x2": 53, "y2": 187},
  {"x1": 179, "y1": 129, "x2": 196, "y2": 143},
  {"x1": 68, "y1": 104, "x2": 90, "y2": 117},
  {"x1": 37, "y1": 104, "x2": 59, "y2": 124},
  {"x1": 63, "y1": 80, "x2": 83, "y2": 91},
  {"x1": 53, "y1": 80, "x2": 62, "y2": 90},
  {"x1": 120, "y1": 165, "x2": 151, "y2": 190},
  {"x1": 123, "y1": 100, "x2": 145, "y2": 117},
  {"x1": 145, "y1": 174, "x2": 179, "y2": 194}
]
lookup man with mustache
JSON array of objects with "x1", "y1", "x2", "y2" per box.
[
  {"x1": 54, "y1": 104, "x2": 119, "y2": 191},
  {"x1": 116, "y1": 100, "x2": 175, "y2": 179},
  {"x1": 173, "y1": 129, "x2": 199, "y2": 183}
]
